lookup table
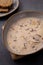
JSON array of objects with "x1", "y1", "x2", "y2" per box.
[{"x1": 0, "y1": 0, "x2": 43, "y2": 65}]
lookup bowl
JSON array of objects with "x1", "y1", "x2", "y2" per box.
[{"x1": 2, "y1": 11, "x2": 43, "y2": 60}]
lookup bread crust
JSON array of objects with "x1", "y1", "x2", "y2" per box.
[
  {"x1": 0, "y1": 0, "x2": 13, "y2": 8},
  {"x1": 0, "y1": 8, "x2": 8, "y2": 12}
]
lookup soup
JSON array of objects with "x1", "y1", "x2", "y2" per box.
[{"x1": 7, "y1": 17, "x2": 43, "y2": 55}]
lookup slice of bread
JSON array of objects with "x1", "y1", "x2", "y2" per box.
[
  {"x1": 0, "y1": 8, "x2": 8, "y2": 12},
  {"x1": 0, "y1": 0, "x2": 13, "y2": 8}
]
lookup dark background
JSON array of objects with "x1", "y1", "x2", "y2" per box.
[{"x1": 0, "y1": 0, "x2": 43, "y2": 65}]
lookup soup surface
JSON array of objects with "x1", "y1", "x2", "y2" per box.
[{"x1": 7, "y1": 17, "x2": 43, "y2": 55}]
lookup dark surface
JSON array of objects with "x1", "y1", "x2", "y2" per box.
[{"x1": 0, "y1": 0, "x2": 43, "y2": 65}]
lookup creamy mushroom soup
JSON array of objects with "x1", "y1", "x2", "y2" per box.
[{"x1": 7, "y1": 17, "x2": 43, "y2": 55}]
